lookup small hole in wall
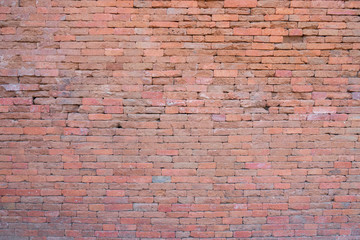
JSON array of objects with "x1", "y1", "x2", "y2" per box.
[{"x1": 283, "y1": 36, "x2": 304, "y2": 43}]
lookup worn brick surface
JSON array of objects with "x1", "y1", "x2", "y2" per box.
[{"x1": 0, "y1": 0, "x2": 360, "y2": 239}]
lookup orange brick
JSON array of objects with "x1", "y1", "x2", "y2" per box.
[
  {"x1": 1, "y1": 27, "x2": 16, "y2": 34},
  {"x1": 62, "y1": 190, "x2": 86, "y2": 196},
  {"x1": 88, "y1": 114, "x2": 112, "y2": 120},
  {"x1": 63, "y1": 128, "x2": 89, "y2": 136},
  {"x1": 104, "y1": 106, "x2": 123, "y2": 114},
  {"x1": 23, "y1": 127, "x2": 47, "y2": 135},
  {"x1": 228, "y1": 135, "x2": 252, "y2": 142},
  {"x1": 214, "y1": 70, "x2": 238, "y2": 77},
  {"x1": 105, "y1": 48, "x2": 124, "y2": 56},
  {"x1": 224, "y1": 0, "x2": 257, "y2": 8},
  {"x1": 0, "y1": 127, "x2": 23, "y2": 135},
  {"x1": 234, "y1": 28, "x2": 261, "y2": 35},
  {"x1": 292, "y1": 85, "x2": 313, "y2": 92}
]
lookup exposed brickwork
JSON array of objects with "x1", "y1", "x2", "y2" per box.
[{"x1": 1, "y1": 0, "x2": 360, "y2": 239}]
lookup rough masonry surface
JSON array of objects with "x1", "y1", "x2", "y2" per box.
[{"x1": 0, "y1": 0, "x2": 360, "y2": 239}]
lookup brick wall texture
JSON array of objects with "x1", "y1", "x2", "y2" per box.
[{"x1": 1, "y1": 0, "x2": 360, "y2": 239}]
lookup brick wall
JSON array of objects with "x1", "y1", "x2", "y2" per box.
[{"x1": 1, "y1": 0, "x2": 360, "y2": 239}]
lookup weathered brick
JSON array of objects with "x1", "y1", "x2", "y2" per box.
[
  {"x1": 234, "y1": 28, "x2": 262, "y2": 36},
  {"x1": 275, "y1": 70, "x2": 292, "y2": 77},
  {"x1": 162, "y1": 169, "x2": 196, "y2": 176},
  {"x1": 152, "y1": 176, "x2": 171, "y2": 183},
  {"x1": 214, "y1": 70, "x2": 238, "y2": 77},
  {"x1": 289, "y1": 29, "x2": 303, "y2": 36},
  {"x1": 0, "y1": 127, "x2": 23, "y2": 135},
  {"x1": 88, "y1": 114, "x2": 112, "y2": 120},
  {"x1": 63, "y1": 128, "x2": 89, "y2": 136},
  {"x1": 224, "y1": 0, "x2": 257, "y2": 8},
  {"x1": 23, "y1": 127, "x2": 47, "y2": 135}
]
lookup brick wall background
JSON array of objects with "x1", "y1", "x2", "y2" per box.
[{"x1": 1, "y1": 0, "x2": 360, "y2": 239}]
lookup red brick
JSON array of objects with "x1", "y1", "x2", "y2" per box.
[
  {"x1": 212, "y1": 14, "x2": 238, "y2": 21},
  {"x1": 0, "y1": 106, "x2": 9, "y2": 112},
  {"x1": 54, "y1": 35, "x2": 75, "y2": 41},
  {"x1": 1, "y1": 27, "x2": 16, "y2": 34},
  {"x1": 95, "y1": 231, "x2": 118, "y2": 237},
  {"x1": 228, "y1": 135, "x2": 252, "y2": 142},
  {"x1": 327, "y1": 9, "x2": 357, "y2": 15},
  {"x1": 334, "y1": 195, "x2": 356, "y2": 202},
  {"x1": 103, "y1": 98, "x2": 123, "y2": 105},
  {"x1": 289, "y1": 29, "x2": 303, "y2": 36},
  {"x1": 82, "y1": 98, "x2": 103, "y2": 105},
  {"x1": 35, "y1": 69, "x2": 59, "y2": 76},
  {"x1": 0, "y1": 7, "x2": 11, "y2": 13},
  {"x1": 127, "y1": 176, "x2": 152, "y2": 183},
  {"x1": 88, "y1": 114, "x2": 112, "y2": 120},
  {"x1": 273, "y1": 230, "x2": 294, "y2": 237},
  {"x1": 292, "y1": 85, "x2": 313, "y2": 92},
  {"x1": 295, "y1": 229, "x2": 317, "y2": 237},
  {"x1": 334, "y1": 162, "x2": 352, "y2": 168},
  {"x1": 23, "y1": 127, "x2": 47, "y2": 135},
  {"x1": 156, "y1": 150, "x2": 179, "y2": 156},
  {"x1": 104, "y1": 106, "x2": 123, "y2": 114},
  {"x1": 246, "y1": 162, "x2": 272, "y2": 169},
  {"x1": 323, "y1": 78, "x2": 348, "y2": 85},
  {"x1": 224, "y1": 0, "x2": 257, "y2": 8},
  {"x1": 63, "y1": 128, "x2": 89, "y2": 136},
  {"x1": 234, "y1": 28, "x2": 261, "y2": 36},
  {"x1": 103, "y1": 224, "x2": 116, "y2": 231},
  {"x1": 105, "y1": 48, "x2": 124, "y2": 56},
  {"x1": 262, "y1": 28, "x2": 288, "y2": 35},
  {"x1": 267, "y1": 216, "x2": 289, "y2": 224},
  {"x1": 62, "y1": 190, "x2": 86, "y2": 196},
  {"x1": 105, "y1": 204, "x2": 132, "y2": 211},
  {"x1": 270, "y1": 36, "x2": 283, "y2": 42},
  {"x1": 162, "y1": 169, "x2": 196, "y2": 176},
  {"x1": 41, "y1": 189, "x2": 61, "y2": 196},
  {"x1": 214, "y1": 70, "x2": 238, "y2": 77},
  {"x1": 275, "y1": 70, "x2": 292, "y2": 77},
  {"x1": 234, "y1": 231, "x2": 252, "y2": 238},
  {"x1": 319, "y1": 183, "x2": 340, "y2": 189},
  {"x1": 89, "y1": 28, "x2": 114, "y2": 35},
  {"x1": 81, "y1": 49, "x2": 104, "y2": 56},
  {"x1": 0, "y1": 127, "x2": 23, "y2": 135},
  {"x1": 106, "y1": 190, "x2": 125, "y2": 197},
  {"x1": 136, "y1": 232, "x2": 161, "y2": 238},
  {"x1": 313, "y1": 107, "x2": 337, "y2": 114},
  {"x1": 16, "y1": 189, "x2": 41, "y2": 196},
  {"x1": 198, "y1": 163, "x2": 216, "y2": 169},
  {"x1": 142, "y1": 92, "x2": 163, "y2": 99},
  {"x1": 289, "y1": 196, "x2": 310, "y2": 203}
]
